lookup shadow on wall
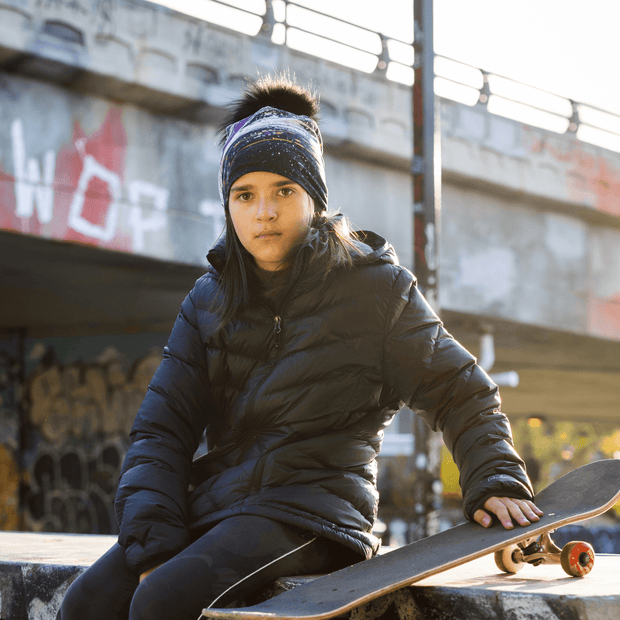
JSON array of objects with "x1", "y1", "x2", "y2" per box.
[{"x1": 3, "y1": 345, "x2": 165, "y2": 534}]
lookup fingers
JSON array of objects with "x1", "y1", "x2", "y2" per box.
[
  {"x1": 473, "y1": 508, "x2": 493, "y2": 528},
  {"x1": 477, "y1": 497, "x2": 544, "y2": 530}
]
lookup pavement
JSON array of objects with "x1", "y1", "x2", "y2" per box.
[{"x1": 1, "y1": 532, "x2": 619, "y2": 620}]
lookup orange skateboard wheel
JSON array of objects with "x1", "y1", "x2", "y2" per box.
[{"x1": 560, "y1": 541, "x2": 595, "y2": 577}]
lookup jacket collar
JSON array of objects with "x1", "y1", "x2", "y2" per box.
[{"x1": 206, "y1": 219, "x2": 397, "y2": 276}]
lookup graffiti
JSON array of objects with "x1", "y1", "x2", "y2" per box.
[
  {"x1": 54, "y1": 107, "x2": 131, "y2": 249},
  {"x1": 24, "y1": 438, "x2": 126, "y2": 534},
  {"x1": 523, "y1": 132, "x2": 620, "y2": 217},
  {"x1": 11, "y1": 119, "x2": 57, "y2": 224},
  {"x1": 588, "y1": 294, "x2": 620, "y2": 340},
  {"x1": 0, "y1": 345, "x2": 21, "y2": 531},
  {"x1": 19, "y1": 345, "x2": 163, "y2": 534},
  {"x1": 129, "y1": 180, "x2": 170, "y2": 252},
  {"x1": 2, "y1": 107, "x2": 224, "y2": 259}
]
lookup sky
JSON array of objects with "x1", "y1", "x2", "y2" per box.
[
  {"x1": 151, "y1": 0, "x2": 620, "y2": 146},
  {"x1": 432, "y1": 0, "x2": 619, "y2": 115}
]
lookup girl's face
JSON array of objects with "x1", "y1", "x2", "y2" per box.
[{"x1": 228, "y1": 171, "x2": 314, "y2": 271}]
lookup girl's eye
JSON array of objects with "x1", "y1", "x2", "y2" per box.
[
  {"x1": 279, "y1": 187, "x2": 294, "y2": 197},
  {"x1": 236, "y1": 192, "x2": 252, "y2": 202}
]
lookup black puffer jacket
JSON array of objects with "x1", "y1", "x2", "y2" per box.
[{"x1": 115, "y1": 230, "x2": 533, "y2": 573}]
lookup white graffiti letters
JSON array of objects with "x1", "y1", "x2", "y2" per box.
[
  {"x1": 68, "y1": 155, "x2": 122, "y2": 241},
  {"x1": 128, "y1": 180, "x2": 170, "y2": 252},
  {"x1": 200, "y1": 198, "x2": 225, "y2": 233},
  {"x1": 8, "y1": 116, "x2": 220, "y2": 258},
  {"x1": 11, "y1": 119, "x2": 57, "y2": 224}
]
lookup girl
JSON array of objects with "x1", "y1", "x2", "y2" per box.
[{"x1": 59, "y1": 76, "x2": 541, "y2": 620}]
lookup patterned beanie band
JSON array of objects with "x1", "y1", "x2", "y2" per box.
[{"x1": 218, "y1": 106, "x2": 328, "y2": 212}]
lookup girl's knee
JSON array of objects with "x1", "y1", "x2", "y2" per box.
[
  {"x1": 57, "y1": 575, "x2": 89, "y2": 620},
  {"x1": 128, "y1": 561, "x2": 212, "y2": 620},
  {"x1": 129, "y1": 578, "x2": 170, "y2": 620}
]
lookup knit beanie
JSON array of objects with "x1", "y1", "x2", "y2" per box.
[{"x1": 217, "y1": 79, "x2": 328, "y2": 212}]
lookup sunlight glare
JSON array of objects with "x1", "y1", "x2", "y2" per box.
[
  {"x1": 152, "y1": 0, "x2": 262, "y2": 36},
  {"x1": 434, "y1": 57, "x2": 483, "y2": 90},
  {"x1": 578, "y1": 106, "x2": 620, "y2": 136},
  {"x1": 434, "y1": 77, "x2": 479, "y2": 106},
  {"x1": 387, "y1": 40, "x2": 414, "y2": 66},
  {"x1": 218, "y1": 0, "x2": 265, "y2": 13},
  {"x1": 488, "y1": 96, "x2": 570, "y2": 134},
  {"x1": 272, "y1": 0, "x2": 286, "y2": 21},
  {"x1": 287, "y1": 4, "x2": 381, "y2": 54},
  {"x1": 292, "y1": 0, "x2": 413, "y2": 43},
  {"x1": 286, "y1": 28, "x2": 378, "y2": 73},
  {"x1": 386, "y1": 62, "x2": 414, "y2": 86},
  {"x1": 488, "y1": 75, "x2": 572, "y2": 118},
  {"x1": 577, "y1": 125, "x2": 620, "y2": 153},
  {"x1": 272, "y1": 22, "x2": 286, "y2": 45}
]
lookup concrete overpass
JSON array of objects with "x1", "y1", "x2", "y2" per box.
[{"x1": 0, "y1": 0, "x2": 619, "y2": 429}]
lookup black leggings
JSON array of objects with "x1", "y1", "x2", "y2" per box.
[{"x1": 58, "y1": 515, "x2": 359, "y2": 620}]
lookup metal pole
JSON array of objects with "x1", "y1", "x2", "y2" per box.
[
  {"x1": 413, "y1": 0, "x2": 440, "y2": 305},
  {"x1": 17, "y1": 327, "x2": 26, "y2": 531},
  {"x1": 411, "y1": 0, "x2": 443, "y2": 540}
]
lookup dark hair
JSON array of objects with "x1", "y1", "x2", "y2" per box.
[{"x1": 213, "y1": 210, "x2": 360, "y2": 325}]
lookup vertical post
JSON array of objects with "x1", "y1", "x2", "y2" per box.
[
  {"x1": 16, "y1": 328, "x2": 27, "y2": 531},
  {"x1": 260, "y1": 0, "x2": 277, "y2": 37},
  {"x1": 411, "y1": 0, "x2": 443, "y2": 540},
  {"x1": 413, "y1": 0, "x2": 440, "y2": 306}
]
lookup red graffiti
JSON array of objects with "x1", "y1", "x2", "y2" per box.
[
  {"x1": 524, "y1": 132, "x2": 620, "y2": 217},
  {"x1": 54, "y1": 108, "x2": 132, "y2": 250},
  {"x1": 1, "y1": 108, "x2": 131, "y2": 249},
  {"x1": 0, "y1": 168, "x2": 20, "y2": 232},
  {"x1": 588, "y1": 294, "x2": 620, "y2": 341}
]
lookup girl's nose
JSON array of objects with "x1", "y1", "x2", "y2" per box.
[{"x1": 256, "y1": 197, "x2": 277, "y2": 220}]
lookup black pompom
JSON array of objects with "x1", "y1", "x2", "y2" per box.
[{"x1": 218, "y1": 73, "x2": 319, "y2": 144}]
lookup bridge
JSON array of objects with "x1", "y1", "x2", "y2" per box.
[
  {"x1": 1, "y1": 0, "x2": 618, "y2": 417},
  {"x1": 0, "y1": 0, "x2": 619, "y2": 592},
  {"x1": 0, "y1": 0, "x2": 619, "y2": 617}
]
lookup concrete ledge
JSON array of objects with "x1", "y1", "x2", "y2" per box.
[
  {"x1": 2, "y1": 532, "x2": 619, "y2": 620},
  {"x1": 0, "y1": 532, "x2": 115, "y2": 620}
]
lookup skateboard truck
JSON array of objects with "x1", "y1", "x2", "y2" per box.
[{"x1": 495, "y1": 530, "x2": 595, "y2": 577}]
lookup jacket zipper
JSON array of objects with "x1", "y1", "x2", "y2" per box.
[
  {"x1": 273, "y1": 315, "x2": 282, "y2": 359},
  {"x1": 238, "y1": 270, "x2": 300, "y2": 476},
  {"x1": 241, "y1": 313, "x2": 284, "y2": 437},
  {"x1": 245, "y1": 316, "x2": 284, "y2": 491}
]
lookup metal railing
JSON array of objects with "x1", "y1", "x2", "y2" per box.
[{"x1": 153, "y1": 0, "x2": 620, "y2": 153}]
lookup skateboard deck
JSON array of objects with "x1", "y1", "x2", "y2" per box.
[{"x1": 202, "y1": 459, "x2": 620, "y2": 620}]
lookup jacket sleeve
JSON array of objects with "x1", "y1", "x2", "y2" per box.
[
  {"x1": 115, "y1": 285, "x2": 211, "y2": 573},
  {"x1": 382, "y1": 268, "x2": 533, "y2": 521}
]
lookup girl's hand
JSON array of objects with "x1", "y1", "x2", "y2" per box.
[
  {"x1": 139, "y1": 563, "x2": 163, "y2": 583},
  {"x1": 473, "y1": 497, "x2": 543, "y2": 529}
]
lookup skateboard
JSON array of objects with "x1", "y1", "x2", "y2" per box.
[{"x1": 202, "y1": 459, "x2": 620, "y2": 620}]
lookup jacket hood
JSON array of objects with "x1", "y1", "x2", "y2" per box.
[
  {"x1": 351, "y1": 230, "x2": 398, "y2": 267},
  {"x1": 206, "y1": 235, "x2": 227, "y2": 274}
]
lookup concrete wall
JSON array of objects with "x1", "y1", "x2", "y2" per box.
[
  {"x1": 1, "y1": 74, "x2": 224, "y2": 268},
  {"x1": 1, "y1": 0, "x2": 619, "y2": 342},
  {"x1": 440, "y1": 102, "x2": 620, "y2": 340}
]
